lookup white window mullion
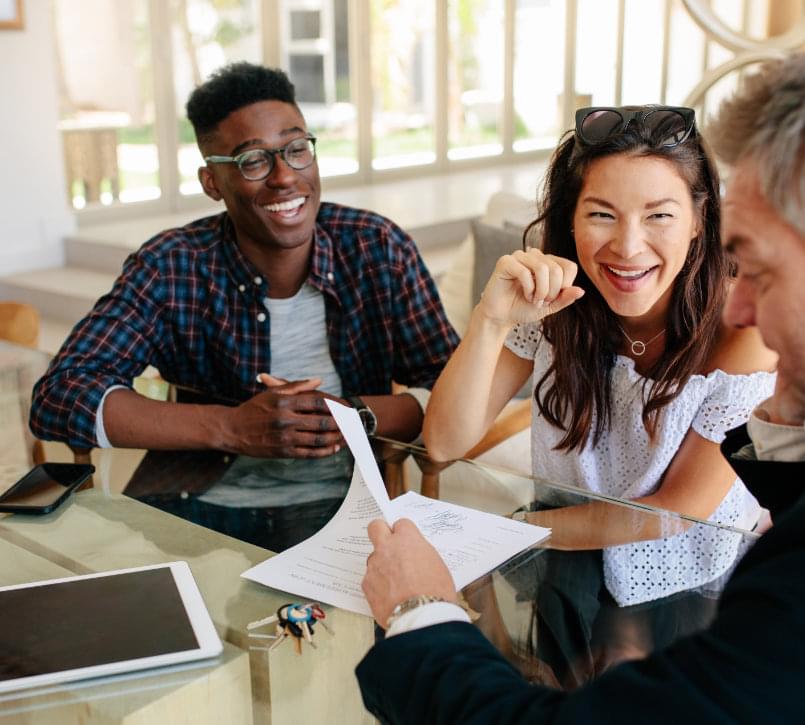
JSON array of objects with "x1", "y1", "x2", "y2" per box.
[
  {"x1": 149, "y1": 0, "x2": 180, "y2": 213},
  {"x1": 435, "y1": 0, "x2": 449, "y2": 172},
  {"x1": 349, "y1": 0, "x2": 372, "y2": 183},
  {"x1": 261, "y1": 0, "x2": 282, "y2": 68},
  {"x1": 502, "y1": 0, "x2": 515, "y2": 158},
  {"x1": 660, "y1": 0, "x2": 672, "y2": 104},
  {"x1": 563, "y1": 0, "x2": 578, "y2": 132},
  {"x1": 614, "y1": 0, "x2": 625, "y2": 106}
]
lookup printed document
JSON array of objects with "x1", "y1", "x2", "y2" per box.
[{"x1": 241, "y1": 401, "x2": 550, "y2": 616}]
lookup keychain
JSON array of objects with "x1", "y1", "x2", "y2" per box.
[{"x1": 248, "y1": 602, "x2": 333, "y2": 654}]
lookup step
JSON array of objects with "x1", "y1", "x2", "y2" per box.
[
  {"x1": 0, "y1": 266, "x2": 116, "y2": 325},
  {"x1": 66, "y1": 216, "x2": 470, "y2": 275},
  {"x1": 65, "y1": 212, "x2": 206, "y2": 273}
]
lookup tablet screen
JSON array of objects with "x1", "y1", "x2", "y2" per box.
[{"x1": 0, "y1": 565, "x2": 218, "y2": 691}]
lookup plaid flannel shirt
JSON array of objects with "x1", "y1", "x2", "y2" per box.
[{"x1": 30, "y1": 202, "x2": 459, "y2": 448}]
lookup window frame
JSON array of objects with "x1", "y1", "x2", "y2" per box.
[{"x1": 74, "y1": 0, "x2": 780, "y2": 225}]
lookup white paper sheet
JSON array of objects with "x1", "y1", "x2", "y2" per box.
[
  {"x1": 241, "y1": 401, "x2": 551, "y2": 616},
  {"x1": 325, "y1": 400, "x2": 396, "y2": 523}
]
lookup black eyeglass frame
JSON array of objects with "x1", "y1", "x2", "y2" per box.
[
  {"x1": 574, "y1": 106, "x2": 696, "y2": 148},
  {"x1": 204, "y1": 134, "x2": 318, "y2": 181}
]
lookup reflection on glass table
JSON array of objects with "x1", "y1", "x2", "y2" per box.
[
  {"x1": 103, "y1": 433, "x2": 759, "y2": 692},
  {"x1": 376, "y1": 438, "x2": 759, "y2": 690}
]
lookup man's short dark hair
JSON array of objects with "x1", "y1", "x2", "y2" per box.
[{"x1": 186, "y1": 62, "x2": 297, "y2": 142}]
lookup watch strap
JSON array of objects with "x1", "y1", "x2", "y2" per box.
[{"x1": 386, "y1": 595, "x2": 447, "y2": 629}]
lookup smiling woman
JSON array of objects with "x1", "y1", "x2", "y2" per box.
[{"x1": 424, "y1": 103, "x2": 776, "y2": 679}]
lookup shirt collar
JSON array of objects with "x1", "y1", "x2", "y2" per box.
[
  {"x1": 219, "y1": 214, "x2": 270, "y2": 295},
  {"x1": 218, "y1": 211, "x2": 338, "y2": 297},
  {"x1": 308, "y1": 220, "x2": 337, "y2": 295}
]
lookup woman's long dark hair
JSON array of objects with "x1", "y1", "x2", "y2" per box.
[{"x1": 527, "y1": 116, "x2": 727, "y2": 452}]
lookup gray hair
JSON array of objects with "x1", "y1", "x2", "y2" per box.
[{"x1": 707, "y1": 52, "x2": 805, "y2": 235}]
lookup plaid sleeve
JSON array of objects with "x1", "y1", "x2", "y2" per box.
[
  {"x1": 388, "y1": 225, "x2": 460, "y2": 389},
  {"x1": 29, "y1": 254, "x2": 166, "y2": 448}
]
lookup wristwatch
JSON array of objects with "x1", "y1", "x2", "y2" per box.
[
  {"x1": 346, "y1": 396, "x2": 378, "y2": 436},
  {"x1": 385, "y1": 595, "x2": 447, "y2": 629}
]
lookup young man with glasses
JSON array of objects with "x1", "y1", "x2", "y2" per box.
[
  {"x1": 30, "y1": 63, "x2": 458, "y2": 550},
  {"x1": 357, "y1": 53, "x2": 805, "y2": 723}
]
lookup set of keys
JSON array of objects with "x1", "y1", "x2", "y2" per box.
[{"x1": 248, "y1": 602, "x2": 333, "y2": 655}]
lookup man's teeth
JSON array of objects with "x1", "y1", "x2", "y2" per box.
[
  {"x1": 264, "y1": 197, "x2": 305, "y2": 212},
  {"x1": 606, "y1": 266, "x2": 651, "y2": 278}
]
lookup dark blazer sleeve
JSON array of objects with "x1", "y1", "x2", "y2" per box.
[
  {"x1": 356, "y1": 496, "x2": 805, "y2": 725},
  {"x1": 721, "y1": 424, "x2": 804, "y2": 517}
]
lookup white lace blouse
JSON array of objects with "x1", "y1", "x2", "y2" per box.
[{"x1": 505, "y1": 323, "x2": 776, "y2": 606}]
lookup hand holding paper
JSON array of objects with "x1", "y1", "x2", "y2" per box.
[
  {"x1": 363, "y1": 518, "x2": 459, "y2": 628},
  {"x1": 241, "y1": 400, "x2": 550, "y2": 617}
]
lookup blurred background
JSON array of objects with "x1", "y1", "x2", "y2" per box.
[{"x1": 0, "y1": 0, "x2": 802, "y2": 348}]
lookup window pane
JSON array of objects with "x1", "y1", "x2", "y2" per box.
[
  {"x1": 621, "y1": 0, "x2": 665, "y2": 105},
  {"x1": 666, "y1": 0, "x2": 706, "y2": 105},
  {"x1": 171, "y1": 0, "x2": 262, "y2": 196},
  {"x1": 54, "y1": 0, "x2": 157, "y2": 209},
  {"x1": 575, "y1": 0, "x2": 618, "y2": 109},
  {"x1": 283, "y1": 0, "x2": 357, "y2": 177},
  {"x1": 371, "y1": 0, "x2": 436, "y2": 170},
  {"x1": 513, "y1": 0, "x2": 566, "y2": 152},
  {"x1": 447, "y1": 0, "x2": 503, "y2": 160},
  {"x1": 701, "y1": 0, "x2": 740, "y2": 119}
]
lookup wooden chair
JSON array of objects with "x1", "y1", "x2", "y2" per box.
[
  {"x1": 0, "y1": 302, "x2": 40, "y2": 349},
  {"x1": 0, "y1": 302, "x2": 46, "y2": 467},
  {"x1": 381, "y1": 397, "x2": 532, "y2": 500},
  {"x1": 417, "y1": 398, "x2": 531, "y2": 499}
]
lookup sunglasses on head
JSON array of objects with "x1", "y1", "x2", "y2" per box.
[{"x1": 574, "y1": 106, "x2": 696, "y2": 148}]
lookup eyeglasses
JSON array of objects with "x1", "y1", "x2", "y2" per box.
[
  {"x1": 574, "y1": 106, "x2": 696, "y2": 148},
  {"x1": 204, "y1": 135, "x2": 317, "y2": 181}
]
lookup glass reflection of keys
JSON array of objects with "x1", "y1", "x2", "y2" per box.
[{"x1": 248, "y1": 602, "x2": 333, "y2": 654}]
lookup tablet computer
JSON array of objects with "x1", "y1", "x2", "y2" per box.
[{"x1": 0, "y1": 561, "x2": 223, "y2": 694}]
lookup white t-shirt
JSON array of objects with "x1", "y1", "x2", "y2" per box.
[{"x1": 505, "y1": 322, "x2": 776, "y2": 606}]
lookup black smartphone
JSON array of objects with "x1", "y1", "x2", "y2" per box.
[{"x1": 0, "y1": 463, "x2": 95, "y2": 515}]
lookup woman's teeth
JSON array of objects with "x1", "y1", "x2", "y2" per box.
[{"x1": 606, "y1": 266, "x2": 654, "y2": 279}]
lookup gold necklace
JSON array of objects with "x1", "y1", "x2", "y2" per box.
[{"x1": 618, "y1": 324, "x2": 665, "y2": 357}]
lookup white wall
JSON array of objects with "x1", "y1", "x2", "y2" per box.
[{"x1": 0, "y1": 0, "x2": 74, "y2": 276}]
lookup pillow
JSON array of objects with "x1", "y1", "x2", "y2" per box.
[
  {"x1": 436, "y1": 191, "x2": 538, "y2": 338},
  {"x1": 484, "y1": 191, "x2": 537, "y2": 230},
  {"x1": 470, "y1": 219, "x2": 524, "y2": 308},
  {"x1": 437, "y1": 234, "x2": 474, "y2": 338}
]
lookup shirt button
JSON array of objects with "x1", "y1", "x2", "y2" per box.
[
  {"x1": 254, "y1": 276, "x2": 263, "y2": 285},
  {"x1": 238, "y1": 284, "x2": 245, "y2": 292},
  {"x1": 257, "y1": 312, "x2": 266, "y2": 322},
  {"x1": 327, "y1": 272, "x2": 334, "y2": 282}
]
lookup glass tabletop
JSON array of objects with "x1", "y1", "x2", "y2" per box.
[{"x1": 1, "y1": 339, "x2": 761, "y2": 716}]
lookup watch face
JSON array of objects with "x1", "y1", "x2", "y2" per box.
[{"x1": 358, "y1": 408, "x2": 378, "y2": 436}]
